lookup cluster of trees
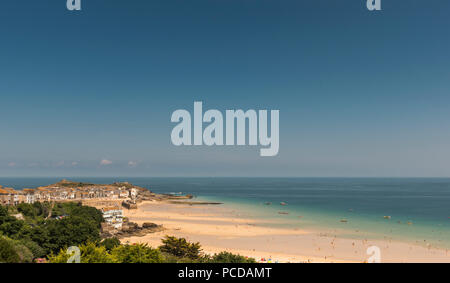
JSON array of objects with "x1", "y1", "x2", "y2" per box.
[
  {"x1": 49, "y1": 235, "x2": 255, "y2": 263},
  {"x1": 159, "y1": 235, "x2": 256, "y2": 263},
  {"x1": 0, "y1": 202, "x2": 255, "y2": 263},
  {"x1": 0, "y1": 202, "x2": 103, "y2": 262}
]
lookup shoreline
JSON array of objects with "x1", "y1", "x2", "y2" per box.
[
  {"x1": 194, "y1": 194, "x2": 450, "y2": 251},
  {"x1": 121, "y1": 200, "x2": 450, "y2": 263}
]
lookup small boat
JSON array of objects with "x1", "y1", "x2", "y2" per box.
[
  {"x1": 383, "y1": 216, "x2": 391, "y2": 219},
  {"x1": 264, "y1": 202, "x2": 272, "y2": 205},
  {"x1": 340, "y1": 218, "x2": 348, "y2": 223},
  {"x1": 280, "y1": 202, "x2": 287, "y2": 206},
  {"x1": 278, "y1": 211, "x2": 289, "y2": 215},
  {"x1": 407, "y1": 221, "x2": 413, "y2": 225}
]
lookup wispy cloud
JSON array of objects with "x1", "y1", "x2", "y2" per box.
[
  {"x1": 100, "y1": 159, "x2": 113, "y2": 166},
  {"x1": 128, "y1": 161, "x2": 138, "y2": 167},
  {"x1": 55, "y1": 161, "x2": 65, "y2": 167}
]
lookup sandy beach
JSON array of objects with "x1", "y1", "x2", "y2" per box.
[{"x1": 121, "y1": 200, "x2": 450, "y2": 263}]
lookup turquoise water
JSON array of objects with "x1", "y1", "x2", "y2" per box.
[{"x1": 3, "y1": 177, "x2": 450, "y2": 248}]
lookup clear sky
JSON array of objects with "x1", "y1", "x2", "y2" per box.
[{"x1": 0, "y1": 0, "x2": 449, "y2": 177}]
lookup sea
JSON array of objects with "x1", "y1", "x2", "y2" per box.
[{"x1": 2, "y1": 177, "x2": 449, "y2": 248}]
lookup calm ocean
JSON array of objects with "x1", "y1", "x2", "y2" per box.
[{"x1": 2, "y1": 177, "x2": 450, "y2": 248}]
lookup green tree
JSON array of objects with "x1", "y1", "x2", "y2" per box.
[
  {"x1": 43, "y1": 215, "x2": 101, "y2": 254},
  {"x1": 208, "y1": 251, "x2": 256, "y2": 263},
  {"x1": 0, "y1": 237, "x2": 20, "y2": 263},
  {"x1": 49, "y1": 242, "x2": 114, "y2": 263},
  {"x1": 25, "y1": 225, "x2": 50, "y2": 253},
  {"x1": 0, "y1": 205, "x2": 9, "y2": 217},
  {"x1": 17, "y1": 203, "x2": 36, "y2": 217},
  {"x1": 52, "y1": 202, "x2": 103, "y2": 227},
  {"x1": 13, "y1": 242, "x2": 34, "y2": 263},
  {"x1": 0, "y1": 214, "x2": 25, "y2": 238},
  {"x1": 99, "y1": 237, "x2": 121, "y2": 251},
  {"x1": 111, "y1": 243, "x2": 163, "y2": 263},
  {"x1": 19, "y1": 239, "x2": 46, "y2": 259},
  {"x1": 70, "y1": 205, "x2": 104, "y2": 227},
  {"x1": 0, "y1": 236, "x2": 34, "y2": 263},
  {"x1": 159, "y1": 236, "x2": 202, "y2": 259}
]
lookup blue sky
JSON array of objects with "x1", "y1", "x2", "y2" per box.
[{"x1": 0, "y1": 0, "x2": 449, "y2": 177}]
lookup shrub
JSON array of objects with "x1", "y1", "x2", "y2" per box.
[
  {"x1": 0, "y1": 206, "x2": 9, "y2": 217},
  {"x1": 0, "y1": 216, "x2": 25, "y2": 239},
  {"x1": 49, "y1": 242, "x2": 114, "y2": 263},
  {"x1": 208, "y1": 251, "x2": 256, "y2": 263},
  {"x1": 52, "y1": 202, "x2": 103, "y2": 227},
  {"x1": 0, "y1": 237, "x2": 20, "y2": 263},
  {"x1": 159, "y1": 236, "x2": 202, "y2": 259},
  {"x1": 0, "y1": 236, "x2": 34, "y2": 263},
  {"x1": 19, "y1": 239, "x2": 46, "y2": 259},
  {"x1": 17, "y1": 203, "x2": 36, "y2": 218},
  {"x1": 43, "y1": 215, "x2": 101, "y2": 253},
  {"x1": 99, "y1": 237, "x2": 121, "y2": 251},
  {"x1": 13, "y1": 242, "x2": 34, "y2": 263},
  {"x1": 111, "y1": 243, "x2": 163, "y2": 263}
]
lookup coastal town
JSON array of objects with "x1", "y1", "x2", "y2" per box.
[
  {"x1": 0, "y1": 179, "x2": 175, "y2": 233},
  {"x1": 0, "y1": 179, "x2": 153, "y2": 205}
]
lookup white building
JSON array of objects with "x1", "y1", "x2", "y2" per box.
[
  {"x1": 102, "y1": 207, "x2": 123, "y2": 229},
  {"x1": 119, "y1": 191, "x2": 129, "y2": 199},
  {"x1": 26, "y1": 194, "x2": 35, "y2": 204},
  {"x1": 129, "y1": 188, "x2": 137, "y2": 199}
]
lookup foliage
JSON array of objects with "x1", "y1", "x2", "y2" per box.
[
  {"x1": 159, "y1": 236, "x2": 202, "y2": 259},
  {"x1": 19, "y1": 239, "x2": 46, "y2": 259},
  {"x1": 49, "y1": 242, "x2": 114, "y2": 263},
  {"x1": 161, "y1": 253, "x2": 210, "y2": 263},
  {"x1": 0, "y1": 236, "x2": 34, "y2": 263},
  {"x1": 51, "y1": 202, "x2": 104, "y2": 227},
  {"x1": 0, "y1": 205, "x2": 9, "y2": 217},
  {"x1": 17, "y1": 202, "x2": 50, "y2": 219},
  {"x1": 161, "y1": 248, "x2": 256, "y2": 263},
  {"x1": 0, "y1": 202, "x2": 103, "y2": 255},
  {"x1": 0, "y1": 211, "x2": 25, "y2": 238},
  {"x1": 0, "y1": 202, "x2": 257, "y2": 263},
  {"x1": 0, "y1": 203, "x2": 104, "y2": 261},
  {"x1": 111, "y1": 243, "x2": 163, "y2": 263},
  {"x1": 99, "y1": 237, "x2": 121, "y2": 251},
  {"x1": 207, "y1": 251, "x2": 256, "y2": 263},
  {"x1": 13, "y1": 242, "x2": 34, "y2": 263},
  {"x1": 0, "y1": 236, "x2": 20, "y2": 263},
  {"x1": 42, "y1": 216, "x2": 101, "y2": 254},
  {"x1": 49, "y1": 242, "x2": 163, "y2": 263}
]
